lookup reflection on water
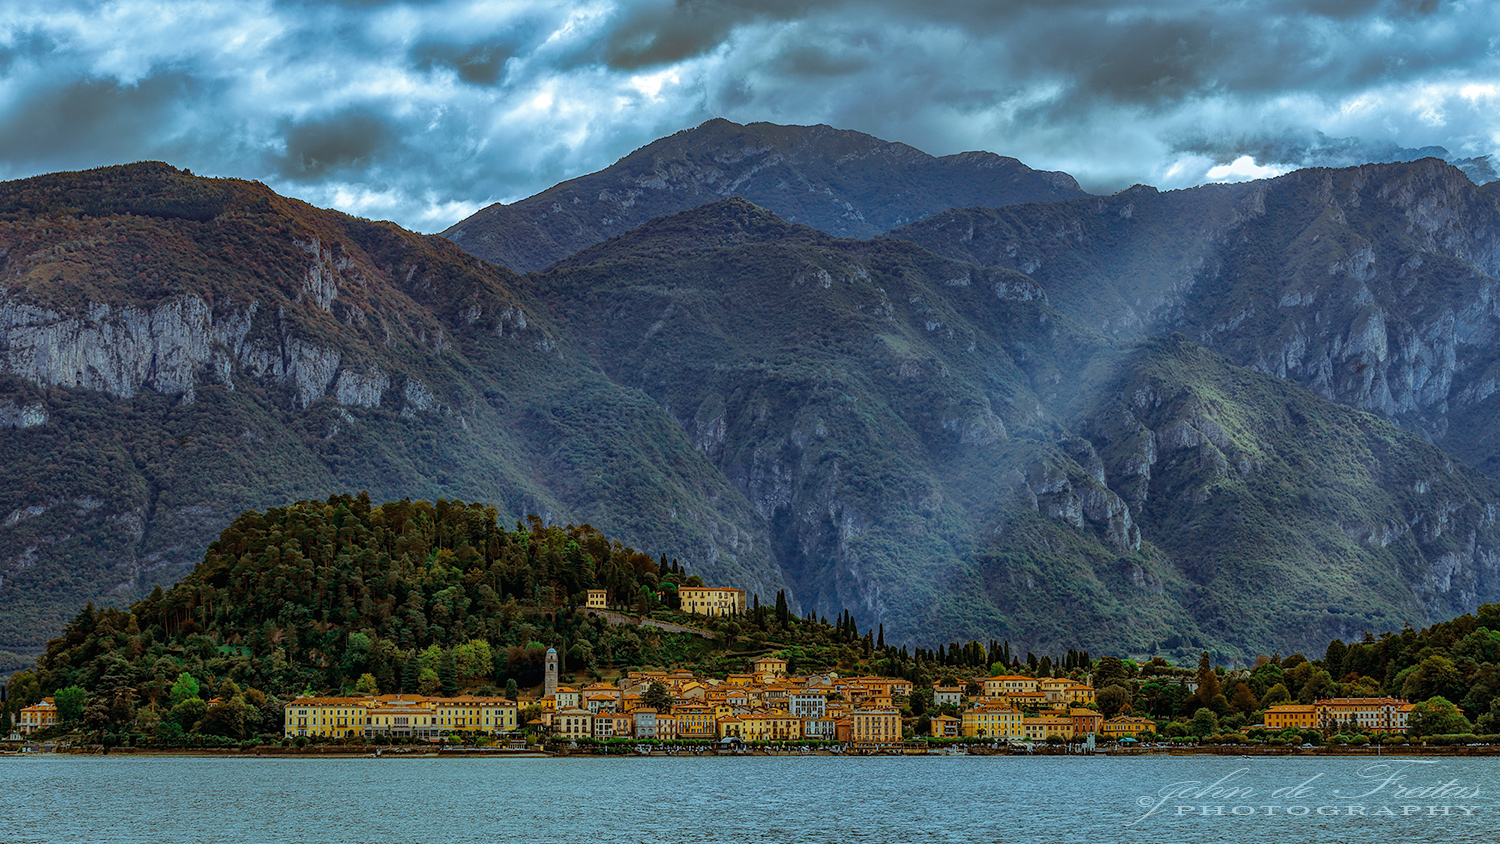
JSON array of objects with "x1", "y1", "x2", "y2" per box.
[{"x1": 1, "y1": 754, "x2": 1492, "y2": 843}]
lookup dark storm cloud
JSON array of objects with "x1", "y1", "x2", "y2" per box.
[
  {"x1": 0, "y1": 71, "x2": 215, "y2": 169},
  {"x1": 1174, "y1": 131, "x2": 1451, "y2": 170},
  {"x1": 274, "y1": 109, "x2": 400, "y2": 181},
  {"x1": 411, "y1": 41, "x2": 515, "y2": 86},
  {"x1": 0, "y1": 0, "x2": 1496, "y2": 229}
]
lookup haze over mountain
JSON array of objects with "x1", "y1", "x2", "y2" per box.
[
  {"x1": 891, "y1": 158, "x2": 1500, "y2": 478},
  {"x1": 7, "y1": 133, "x2": 1500, "y2": 670},
  {"x1": 442, "y1": 119, "x2": 1086, "y2": 272},
  {"x1": 524, "y1": 196, "x2": 1500, "y2": 660}
]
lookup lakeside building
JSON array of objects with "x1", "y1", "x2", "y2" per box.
[
  {"x1": 586, "y1": 589, "x2": 609, "y2": 610},
  {"x1": 961, "y1": 706, "x2": 1024, "y2": 739},
  {"x1": 930, "y1": 715, "x2": 961, "y2": 738},
  {"x1": 1099, "y1": 716, "x2": 1157, "y2": 738},
  {"x1": 1262, "y1": 698, "x2": 1416, "y2": 733},
  {"x1": 1263, "y1": 704, "x2": 1319, "y2": 731},
  {"x1": 1314, "y1": 697, "x2": 1415, "y2": 733},
  {"x1": 284, "y1": 694, "x2": 517, "y2": 739},
  {"x1": 284, "y1": 698, "x2": 370, "y2": 739},
  {"x1": 17, "y1": 698, "x2": 58, "y2": 735},
  {"x1": 850, "y1": 709, "x2": 902, "y2": 745}
]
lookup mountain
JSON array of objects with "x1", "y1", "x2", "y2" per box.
[
  {"x1": 442, "y1": 118, "x2": 1087, "y2": 272},
  {"x1": 890, "y1": 159, "x2": 1500, "y2": 480},
  {"x1": 523, "y1": 198, "x2": 1500, "y2": 659},
  {"x1": 9, "y1": 155, "x2": 1500, "y2": 667},
  {"x1": 0, "y1": 163, "x2": 787, "y2": 668}
]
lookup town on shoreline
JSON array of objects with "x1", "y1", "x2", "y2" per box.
[{"x1": 10, "y1": 647, "x2": 1449, "y2": 756}]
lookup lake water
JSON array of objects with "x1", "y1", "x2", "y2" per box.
[{"x1": 1, "y1": 754, "x2": 1493, "y2": 843}]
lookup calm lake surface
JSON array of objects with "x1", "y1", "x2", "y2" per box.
[{"x1": 2, "y1": 754, "x2": 1494, "y2": 843}]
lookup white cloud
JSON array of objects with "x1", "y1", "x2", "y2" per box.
[{"x1": 1205, "y1": 155, "x2": 1291, "y2": 183}]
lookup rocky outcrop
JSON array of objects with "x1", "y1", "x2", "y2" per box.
[{"x1": 0, "y1": 290, "x2": 454, "y2": 413}]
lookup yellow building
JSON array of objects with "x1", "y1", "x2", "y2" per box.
[
  {"x1": 17, "y1": 698, "x2": 58, "y2": 735},
  {"x1": 1064, "y1": 684, "x2": 1097, "y2": 706},
  {"x1": 730, "y1": 710, "x2": 803, "y2": 742},
  {"x1": 585, "y1": 589, "x2": 608, "y2": 609},
  {"x1": 284, "y1": 697, "x2": 369, "y2": 739},
  {"x1": 676, "y1": 704, "x2": 717, "y2": 738},
  {"x1": 433, "y1": 695, "x2": 518, "y2": 734},
  {"x1": 678, "y1": 586, "x2": 746, "y2": 617},
  {"x1": 961, "y1": 706, "x2": 1024, "y2": 739},
  {"x1": 983, "y1": 675, "x2": 1039, "y2": 697},
  {"x1": 752, "y1": 655, "x2": 789, "y2": 680},
  {"x1": 929, "y1": 714, "x2": 961, "y2": 738},
  {"x1": 850, "y1": 709, "x2": 902, "y2": 745},
  {"x1": 1039, "y1": 677, "x2": 1073, "y2": 704},
  {"x1": 365, "y1": 696, "x2": 439, "y2": 740},
  {"x1": 1023, "y1": 714, "x2": 1073, "y2": 741},
  {"x1": 1314, "y1": 697, "x2": 1413, "y2": 733},
  {"x1": 1100, "y1": 716, "x2": 1157, "y2": 738},
  {"x1": 1004, "y1": 691, "x2": 1049, "y2": 710},
  {"x1": 1263, "y1": 704, "x2": 1319, "y2": 731}
]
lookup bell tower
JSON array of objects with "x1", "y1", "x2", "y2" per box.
[{"x1": 544, "y1": 647, "x2": 559, "y2": 698}]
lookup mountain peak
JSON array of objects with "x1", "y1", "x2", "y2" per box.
[{"x1": 442, "y1": 120, "x2": 1087, "y2": 272}]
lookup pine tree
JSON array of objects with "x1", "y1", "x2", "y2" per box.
[
  {"x1": 402, "y1": 656, "x2": 419, "y2": 694},
  {"x1": 439, "y1": 650, "x2": 458, "y2": 696}
]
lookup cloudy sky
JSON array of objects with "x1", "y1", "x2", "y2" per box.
[{"x1": 1, "y1": 0, "x2": 1496, "y2": 232}]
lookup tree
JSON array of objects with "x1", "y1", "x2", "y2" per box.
[
  {"x1": 169, "y1": 673, "x2": 201, "y2": 708},
  {"x1": 909, "y1": 686, "x2": 933, "y2": 717},
  {"x1": 1229, "y1": 682, "x2": 1258, "y2": 715},
  {"x1": 439, "y1": 650, "x2": 459, "y2": 696},
  {"x1": 199, "y1": 697, "x2": 256, "y2": 740},
  {"x1": 1324, "y1": 638, "x2": 1348, "y2": 679},
  {"x1": 169, "y1": 697, "x2": 208, "y2": 732},
  {"x1": 642, "y1": 681, "x2": 673, "y2": 713},
  {"x1": 1261, "y1": 682, "x2": 1292, "y2": 707},
  {"x1": 1094, "y1": 656, "x2": 1128, "y2": 689},
  {"x1": 1194, "y1": 653, "x2": 1221, "y2": 707},
  {"x1": 54, "y1": 686, "x2": 87, "y2": 723},
  {"x1": 505, "y1": 679, "x2": 520, "y2": 702},
  {"x1": 354, "y1": 673, "x2": 379, "y2": 695},
  {"x1": 1399, "y1": 655, "x2": 1465, "y2": 704},
  {"x1": 1097, "y1": 685, "x2": 1131, "y2": 719},
  {"x1": 1189, "y1": 707, "x2": 1219, "y2": 738},
  {"x1": 1408, "y1": 696, "x2": 1472, "y2": 738}
]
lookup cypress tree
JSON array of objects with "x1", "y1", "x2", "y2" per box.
[{"x1": 439, "y1": 650, "x2": 458, "y2": 696}]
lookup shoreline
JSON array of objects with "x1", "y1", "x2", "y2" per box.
[{"x1": 6, "y1": 744, "x2": 1498, "y2": 759}]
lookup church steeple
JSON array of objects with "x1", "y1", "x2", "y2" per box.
[{"x1": 544, "y1": 647, "x2": 558, "y2": 698}]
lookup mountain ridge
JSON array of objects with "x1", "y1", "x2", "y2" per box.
[{"x1": 442, "y1": 118, "x2": 1087, "y2": 272}]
